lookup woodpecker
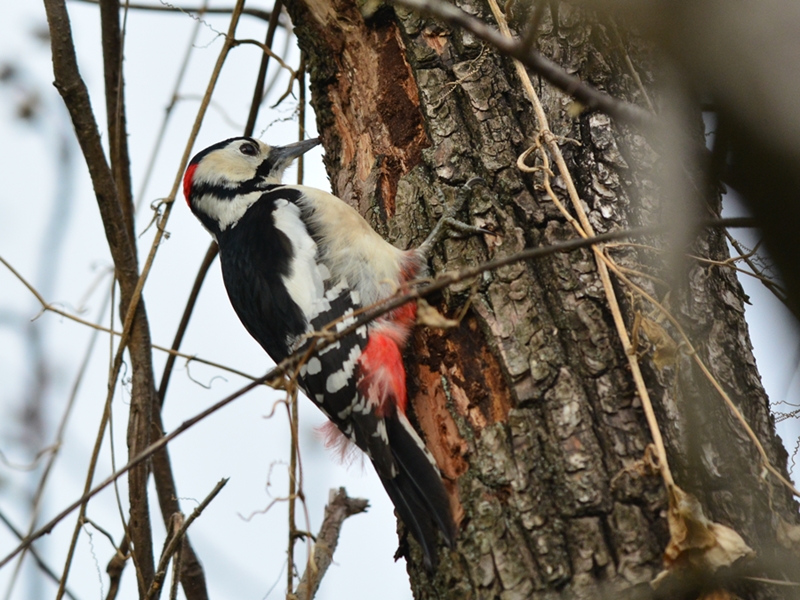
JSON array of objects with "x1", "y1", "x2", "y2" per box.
[{"x1": 184, "y1": 136, "x2": 457, "y2": 569}]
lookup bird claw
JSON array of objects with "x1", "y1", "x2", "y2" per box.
[
  {"x1": 435, "y1": 217, "x2": 493, "y2": 241},
  {"x1": 417, "y1": 178, "x2": 490, "y2": 258}
]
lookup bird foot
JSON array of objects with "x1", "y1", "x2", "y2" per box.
[{"x1": 416, "y1": 177, "x2": 490, "y2": 259}]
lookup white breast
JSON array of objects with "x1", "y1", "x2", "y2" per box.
[
  {"x1": 290, "y1": 185, "x2": 408, "y2": 307},
  {"x1": 272, "y1": 199, "x2": 329, "y2": 320}
]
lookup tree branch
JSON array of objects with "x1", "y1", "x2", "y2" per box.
[
  {"x1": 390, "y1": 0, "x2": 655, "y2": 128},
  {"x1": 98, "y1": 0, "x2": 159, "y2": 591},
  {"x1": 294, "y1": 488, "x2": 369, "y2": 600},
  {"x1": 0, "y1": 216, "x2": 757, "y2": 572},
  {"x1": 244, "y1": 0, "x2": 284, "y2": 136},
  {"x1": 71, "y1": 0, "x2": 275, "y2": 23},
  {"x1": 145, "y1": 479, "x2": 228, "y2": 600},
  {"x1": 0, "y1": 509, "x2": 82, "y2": 600},
  {"x1": 43, "y1": 0, "x2": 160, "y2": 593}
]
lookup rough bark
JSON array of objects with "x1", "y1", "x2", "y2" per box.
[{"x1": 284, "y1": 0, "x2": 799, "y2": 597}]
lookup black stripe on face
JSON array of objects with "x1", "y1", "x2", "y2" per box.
[
  {"x1": 256, "y1": 152, "x2": 280, "y2": 181},
  {"x1": 190, "y1": 180, "x2": 262, "y2": 201},
  {"x1": 188, "y1": 138, "x2": 280, "y2": 202}
]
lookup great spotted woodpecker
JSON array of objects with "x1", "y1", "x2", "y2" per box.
[{"x1": 184, "y1": 136, "x2": 456, "y2": 569}]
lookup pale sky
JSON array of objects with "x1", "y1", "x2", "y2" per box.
[{"x1": 0, "y1": 2, "x2": 798, "y2": 600}]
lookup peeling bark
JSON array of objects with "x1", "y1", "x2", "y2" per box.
[{"x1": 284, "y1": 0, "x2": 799, "y2": 597}]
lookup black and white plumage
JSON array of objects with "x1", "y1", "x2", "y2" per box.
[{"x1": 184, "y1": 136, "x2": 456, "y2": 569}]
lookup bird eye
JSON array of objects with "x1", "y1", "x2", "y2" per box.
[{"x1": 239, "y1": 142, "x2": 258, "y2": 156}]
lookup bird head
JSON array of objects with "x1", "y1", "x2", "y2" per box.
[{"x1": 183, "y1": 136, "x2": 320, "y2": 233}]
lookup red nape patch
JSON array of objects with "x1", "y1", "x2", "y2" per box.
[
  {"x1": 182, "y1": 163, "x2": 198, "y2": 206},
  {"x1": 357, "y1": 333, "x2": 407, "y2": 416}
]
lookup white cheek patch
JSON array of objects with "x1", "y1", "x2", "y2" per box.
[
  {"x1": 272, "y1": 200, "x2": 328, "y2": 319},
  {"x1": 193, "y1": 149, "x2": 259, "y2": 184},
  {"x1": 193, "y1": 190, "x2": 262, "y2": 231}
]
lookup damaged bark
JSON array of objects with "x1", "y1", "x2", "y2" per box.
[{"x1": 283, "y1": 0, "x2": 799, "y2": 597}]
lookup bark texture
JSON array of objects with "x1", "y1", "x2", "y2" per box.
[{"x1": 283, "y1": 0, "x2": 799, "y2": 597}]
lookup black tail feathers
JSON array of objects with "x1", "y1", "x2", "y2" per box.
[{"x1": 378, "y1": 416, "x2": 456, "y2": 571}]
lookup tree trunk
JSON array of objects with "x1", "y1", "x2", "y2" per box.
[{"x1": 283, "y1": 0, "x2": 800, "y2": 597}]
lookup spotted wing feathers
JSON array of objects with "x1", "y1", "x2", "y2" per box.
[{"x1": 211, "y1": 181, "x2": 455, "y2": 569}]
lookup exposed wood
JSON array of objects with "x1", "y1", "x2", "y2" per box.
[
  {"x1": 285, "y1": 0, "x2": 798, "y2": 597},
  {"x1": 289, "y1": 0, "x2": 428, "y2": 221}
]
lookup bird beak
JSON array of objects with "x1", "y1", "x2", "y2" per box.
[{"x1": 271, "y1": 137, "x2": 321, "y2": 168}]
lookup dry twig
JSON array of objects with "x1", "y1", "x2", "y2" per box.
[
  {"x1": 491, "y1": 0, "x2": 677, "y2": 486},
  {"x1": 145, "y1": 479, "x2": 228, "y2": 600},
  {"x1": 0, "y1": 215, "x2": 755, "y2": 571},
  {"x1": 293, "y1": 489, "x2": 369, "y2": 600},
  {"x1": 391, "y1": 0, "x2": 654, "y2": 128}
]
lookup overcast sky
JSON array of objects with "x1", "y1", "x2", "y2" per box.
[
  {"x1": 0, "y1": 2, "x2": 798, "y2": 600},
  {"x1": 0, "y1": 2, "x2": 413, "y2": 598}
]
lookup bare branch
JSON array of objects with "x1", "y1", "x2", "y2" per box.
[
  {"x1": 71, "y1": 0, "x2": 276, "y2": 23},
  {"x1": 294, "y1": 488, "x2": 369, "y2": 600},
  {"x1": 0, "y1": 509, "x2": 82, "y2": 600},
  {"x1": 44, "y1": 0, "x2": 248, "y2": 594},
  {"x1": 105, "y1": 537, "x2": 130, "y2": 600},
  {"x1": 0, "y1": 254, "x2": 259, "y2": 381},
  {"x1": 98, "y1": 0, "x2": 159, "y2": 587},
  {"x1": 145, "y1": 479, "x2": 228, "y2": 600},
  {"x1": 157, "y1": 243, "x2": 220, "y2": 404},
  {"x1": 244, "y1": 0, "x2": 284, "y2": 136},
  {"x1": 99, "y1": 0, "x2": 134, "y2": 240},
  {"x1": 42, "y1": 0, "x2": 159, "y2": 592},
  {"x1": 0, "y1": 215, "x2": 759, "y2": 572},
  {"x1": 390, "y1": 0, "x2": 655, "y2": 128}
]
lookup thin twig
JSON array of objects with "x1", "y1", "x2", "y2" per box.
[
  {"x1": 169, "y1": 537, "x2": 182, "y2": 600},
  {"x1": 609, "y1": 19, "x2": 655, "y2": 113},
  {"x1": 157, "y1": 243, "x2": 220, "y2": 405},
  {"x1": 232, "y1": 38, "x2": 296, "y2": 76},
  {"x1": 286, "y1": 59, "x2": 310, "y2": 597},
  {"x1": 105, "y1": 536, "x2": 130, "y2": 600},
  {"x1": 287, "y1": 389, "x2": 299, "y2": 596},
  {"x1": 244, "y1": 0, "x2": 283, "y2": 137},
  {"x1": 688, "y1": 254, "x2": 787, "y2": 292},
  {"x1": 294, "y1": 488, "x2": 369, "y2": 600},
  {"x1": 0, "y1": 255, "x2": 261, "y2": 383},
  {"x1": 724, "y1": 229, "x2": 791, "y2": 311},
  {"x1": 144, "y1": 479, "x2": 228, "y2": 600},
  {"x1": 82, "y1": 517, "x2": 119, "y2": 550},
  {"x1": 391, "y1": 0, "x2": 654, "y2": 128},
  {"x1": 72, "y1": 0, "x2": 275, "y2": 22},
  {"x1": 0, "y1": 217, "x2": 758, "y2": 570},
  {"x1": 134, "y1": 0, "x2": 208, "y2": 212},
  {"x1": 0, "y1": 509, "x2": 82, "y2": 600}
]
